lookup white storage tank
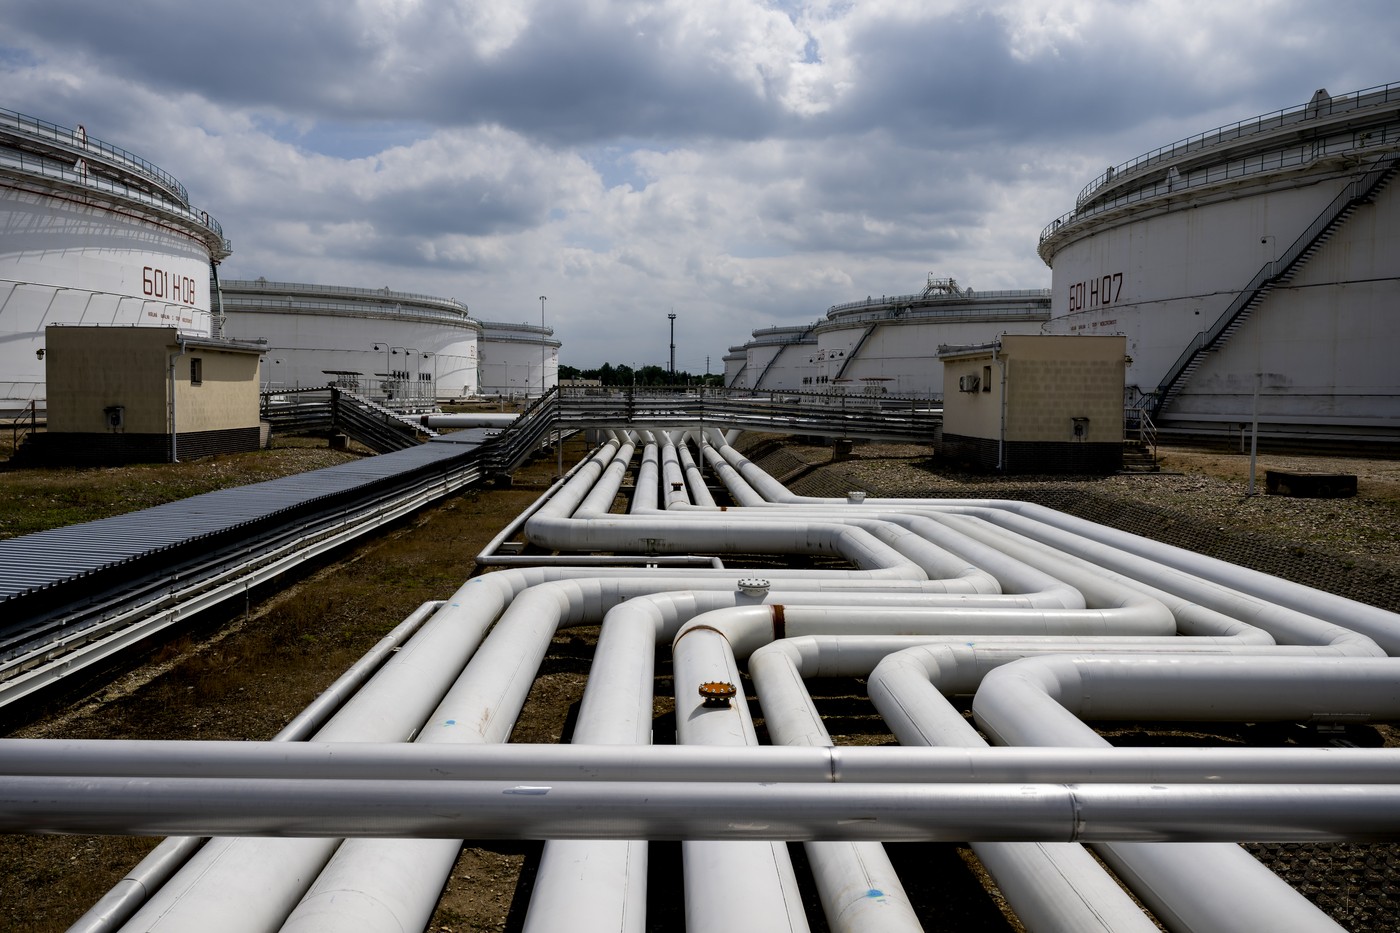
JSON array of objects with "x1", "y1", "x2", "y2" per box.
[
  {"x1": 478, "y1": 321, "x2": 559, "y2": 398},
  {"x1": 0, "y1": 109, "x2": 230, "y2": 411},
  {"x1": 808, "y1": 276, "x2": 1050, "y2": 398},
  {"x1": 1039, "y1": 82, "x2": 1400, "y2": 444},
  {"x1": 219, "y1": 280, "x2": 482, "y2": 403}
]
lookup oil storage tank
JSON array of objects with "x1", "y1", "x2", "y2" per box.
[
  {"x1": 0, "y1": 109, "x2": 230, "y2": 412},
  {"x1": 1039, "y1": 82, "x2": 1400, "y2": 446}
]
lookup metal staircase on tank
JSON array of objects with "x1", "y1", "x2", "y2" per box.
[
  {"x1": 1152, "y1": 150, "x2": 1400, "y2": 421},
  {"x1": 752, "y1": 325, "x2": 816, "y2": 390},
  {"x1": 831, "y1": 324, "x2": 876, "y2": 382}
]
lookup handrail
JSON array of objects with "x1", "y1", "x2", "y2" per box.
[
  {"x1": 8, "y1": 400, "x2": 39, "y2": 454},
  {"x1": 0, "y1": 146, "x2": 227, "y2": 251},
  {"x1": 826, "y1": 288, "x2": 1051, "y2": 317},
  {"x1": 1042, "y1": 90, "x2": 1400, "y2": 248},
  {"x1": 1074, "y1": 81, "x2": 1400, "y2": 208},
  {"x1": 221, "y1": 280, "x2": 469, "y2": 314},
  {"x1": 221, "y1": 295, "x2": 478, "y2": 327},
  {"x1": 818, "y1": 305, "x2": 1049, "y2": 331},
  {"x1": 1124, "y1": 402, "x2": 1157, "y2": 462},
  {"x1": 0, "y1": 106, "x2": 191, "y2": 205}
]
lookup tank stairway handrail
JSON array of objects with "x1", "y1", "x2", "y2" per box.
[
  {"x1": 751, "y1": 325, "x2": 815, "y2": 391},
  {"x1": 1152, "y1": 150, "x2": 1400, "y2": 420},
  {"x1": 831, "y1": 324, "x2": 876, "y2": 382}
]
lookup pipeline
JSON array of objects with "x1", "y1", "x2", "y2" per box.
[{"x1": 8, "y1": 427, "x2": 1400, "y2": 933}]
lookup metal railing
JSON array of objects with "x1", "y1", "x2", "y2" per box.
[
  {"x1": 0, "y1": 106, "x2": 191, "y2": 205},
  {"x1": 1124, "y1": 401, "x2": 1158, "y2": 462},
  {"x1": 264, "y1": 384, "x2": 944, "y2": 465},
  {"x1": 825, "y1": 288, "x2": 1052, "y2": 317},
  {"x1": 550, "y1": 386, "x2": 942, "y2": 444},
  {"x1": 223, "y1": 295, "x2": 477, "y2": 326},
  {"x1": 1042, "y1": 85, "x2": 1400, "y2": 248},
  {"x1": 0, "y1": 142, "x2": 227, "y2": 251},
  {"x1": 7, "y1": 401, "x2": 40, "y2": 453},
  {"x1": 1073, "y1": 81, "x2": 1400, "y2": 208},
  {"x1": 221, "y1": 280, "x2": 471, "y2": 316}
]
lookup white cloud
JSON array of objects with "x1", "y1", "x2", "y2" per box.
[{"x1": 2, "y1": 0, "x2": 1397, "y2": 367}]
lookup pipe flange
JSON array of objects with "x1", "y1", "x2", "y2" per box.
[
  {"x1": 737, "y1": 578, "x2": 770, "y2": 598},
  {"x1": 698, "y1": 681, "x2": 737, "y2": 708}
]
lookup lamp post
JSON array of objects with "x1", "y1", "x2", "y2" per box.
[
  {"x1": 1247, "y1": 235, "x2": 1275, "y2": 497},
  {"x1": 371, "y1": 341, "x2": 390, "y2": 399},
  {"x1": 668, "y1": 312, "x2": 677, "y2": 377},
  {"x1": 421, "y1": 351, "x2": 437, "y2": 403},
  {"x1": 539, "y1": 295, "x2": 547, "y2": 398},
  {"x1": 400, "y1": 347, "x2": 420, "y2": 401}
]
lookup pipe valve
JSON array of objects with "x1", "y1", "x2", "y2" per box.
[
  {"x1": 698, "y1": 681, "x2": 737, "y2": 707},
  {"x1": 738, "y1": 578, "x2": 770, "y2": 598}
]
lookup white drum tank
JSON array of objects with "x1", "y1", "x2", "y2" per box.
[
  {"x1": 478, "y1": 321, "x2": 559, "y2": 399},
  {"x1": 0, "y1": 109, "x2": 230, "y2": 412},
  {"x1": 1039, "y1": 82, "x2": 1400, "y2": 445},
  {"x1": 809, "y1": 276, "x2": 1050, "y2": 398},
  {"x1": 218, "y1": 279, "x2": 482, "y2": 403}
]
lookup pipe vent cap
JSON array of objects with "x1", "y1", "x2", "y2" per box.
[
  {"x1": 738, "y1": 578, "x2": 770, "y2": 598},
  {"x1": 698, "y1": 681, "x2": 737, "y2": 707},
  {"x1": 847, "y1": 490, "x2": 867, "y2": 504}
]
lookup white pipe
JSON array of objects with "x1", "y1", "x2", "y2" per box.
[
  {"x1": 282, "y1": 579, "x2": 1035, "y2": 932},
  {"x1": 707, "y1": 435, "x2": 1400, "y2": 655},
  {"x1": 11, "y1": 738, "x2": 1400, "y2": 785},
  {"x1": 677, "y1": 435, "x2": 717, "y2": 507},
  {"x1": 971, "y1": 654, "x2": 1396, "y2": 933},
  {"x1": 746, "y1": 642, "x2": 925, "y2": 933},
  {"x1": 672, "y1": 618, "x2": 811, "y2": 933},
  {"x1": 11, "y1": 777, "x2": 1400, "y2": 842},
  {"x1": 37, "y1": 422, "x2": 1400, "y2": 933},
  {"x1": 66, "y1": 600, "x2": 445, "y2": 933}
]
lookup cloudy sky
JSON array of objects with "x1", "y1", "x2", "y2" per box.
[{"x1": 4, "y1": 1, "x2": 1397, "y2": 371}]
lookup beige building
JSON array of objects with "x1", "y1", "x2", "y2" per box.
[
  {"x1": 938, "y1": 334, "x2": 1126, "y2": 472},
  {"x1": 35, "y1": 325, "x2": 265, "y2": 464}
]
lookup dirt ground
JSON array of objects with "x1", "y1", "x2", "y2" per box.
[{"x1": 3, "y1": 436, "x2": 1399, "y2": 931}]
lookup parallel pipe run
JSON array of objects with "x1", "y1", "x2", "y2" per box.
[
  {"x1": 9, "y1": 777, "x2": 1400, "y2": 842},
  {"x1": 31, "y1": 426, "x2": 1400, "y2": 933},
  {"x1": 8, "y1": 739, "x2": 1400, "y2": 784}
]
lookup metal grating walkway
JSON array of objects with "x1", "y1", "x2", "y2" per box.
[{"x1": 0, "y1": 438, "x2": 488, "y2": 609}]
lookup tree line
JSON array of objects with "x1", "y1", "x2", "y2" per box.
[{"x1": 560, "y1": 363, "x2": 724, "y2": 387}]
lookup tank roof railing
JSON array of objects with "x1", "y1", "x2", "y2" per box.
[
  {"x1": 0, "y1": 107, "x2": 191, "y2": 206},
  {"x1": 1073, "y1": 81, "x2": 1400, "y2": 209},
  {"x1": 825, "y1": 288, "x2": 1052, "y2": 317},
  {"x1": 749, "y1": 324, "x2": 819, "y2": 339},
  {"x1": 482, "y1": 321, "x2": 552, "y2": 336},
  {"x1": 220, "y1": 294, "x2": 481, "y2": 328},
  {"x1": 222, "y1": 280, "x2": 469, "y2": 315},
  {"x1": 816, "y1": 305, "x2": 1050, "y2": 331},
  {"x1": 0, "y1": 144, "x2": 227, "y2": 256},
  {"x1": 1040, "y1": 118, "x2": 1400, "y2": 250}
]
